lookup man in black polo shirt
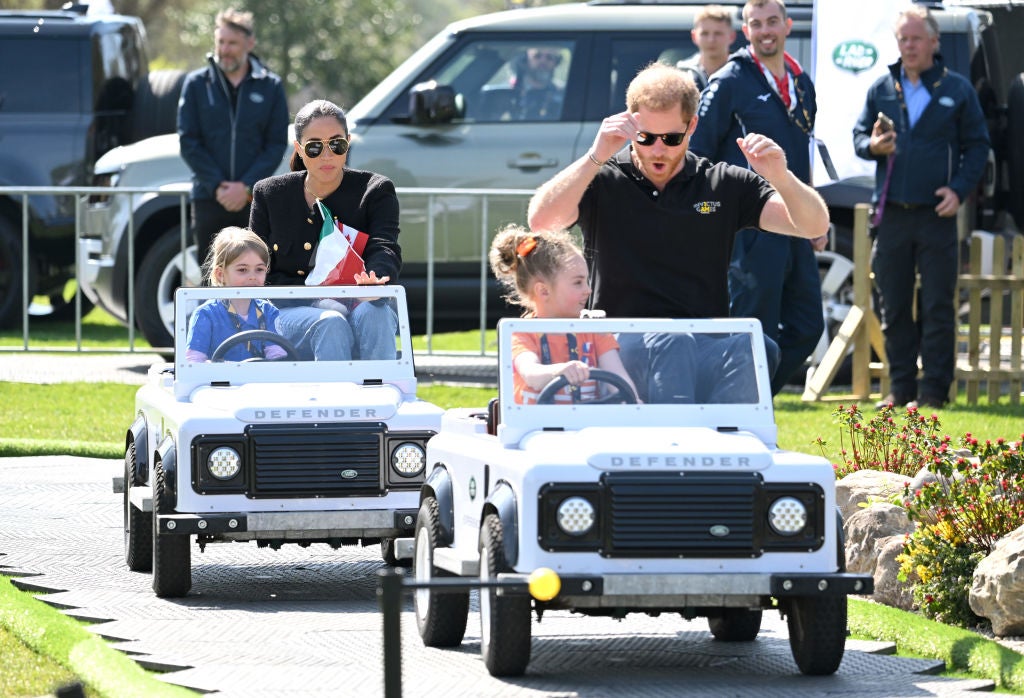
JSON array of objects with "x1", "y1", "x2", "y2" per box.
[{"x1": 527, "y1": 62, "x2": 828, "y2": 401}]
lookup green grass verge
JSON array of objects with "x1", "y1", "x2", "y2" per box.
[
  {"x1": 0, "y1": 576, "x2": 195, "y2": 697},
  {"x1": 850, "y1": 598, "x2": 1024, "y2": 692}
]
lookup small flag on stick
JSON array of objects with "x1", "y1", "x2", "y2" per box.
[{"x1": 305, "y1": 200, "x2": 368, "y2": 286}]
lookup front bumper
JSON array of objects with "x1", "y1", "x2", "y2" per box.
[
  {"x1": 155, "y1": 509, "x2": 418, "y2": 540},
  {"x1": 496, "y1": 571, "x2": 872, "y2": 607}
]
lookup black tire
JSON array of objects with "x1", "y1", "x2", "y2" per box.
[
  {"x1": 414, "y1": 498, "x2": 469, "y2": 647},
  {"x1": 0, "y1": 216, "x2": 24, "y2": 330},
  {"x1": 381, "y1": 537, "x2": 400, "y2": 567},
  {"x1": 134, "y1": 229, "x2": 201, "y2": 351},
  {"x1": 131, "y1": 69, "x2": 187, "y2": 142},
  {"x1": 1006, "y1": 73, "x2": 1024, "y2": 229},
  {"x1": 123, "y1": 441, "x2": 152, "y2": 572},
  {"x1": 785, "y1": 596, "x2": 848, "y2": 675},
  {"x1": 479, "y1": 514, "x2": 531, "y2": 677},
  {"x1": 152, "y1": 461, "x2": 191, "y2": 598},
  {"x1": 707, "y1": 608, "x2": 762, "y2": 642}
]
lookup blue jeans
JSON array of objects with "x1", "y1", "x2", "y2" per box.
[
  {"x1": 730, "y1": 229, "x2": 823, "y2": 394},
  {"x1": 276, "y1": 301, "x2": 397, "y2": 361},
  {"x1": 618, "y1": 332, "x2": 769, "y2": 404}
]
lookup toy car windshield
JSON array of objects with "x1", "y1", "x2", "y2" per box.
[
  {"x1": 172, "y1": 285, "x2": 413, "y2": 399},
  {"x1": 496, "y1": 317, "x2": 776, "y2": 442}
]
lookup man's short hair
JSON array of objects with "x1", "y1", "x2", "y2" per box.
[
  {"x1": 896, "y1": 5, "x2": 940, "y2": 39},
  {"x1": 626, "y1": 62, "x2": 700, "y2": 119},
  {"x1": 742, "y1": 0, "x2": 787, "y2": 23},
  {"x1": 695, "y1": 4, "x2": 734, "y2": 26},
  {"x1": 216, "y1": 8, "x2": 255, "y2": 37}
]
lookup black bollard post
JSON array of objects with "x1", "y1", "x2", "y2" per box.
[{"x1": 378, "y1": 567, "x2": 403, "y2": 698}]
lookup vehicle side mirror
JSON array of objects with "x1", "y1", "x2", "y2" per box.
[{"x1": 408, "y1": 81, "x2": 461, "y2": 125}]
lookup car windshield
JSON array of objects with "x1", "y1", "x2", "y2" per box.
[{"x1": 172, "y1": 286, "x2": 414, "y2": 398}]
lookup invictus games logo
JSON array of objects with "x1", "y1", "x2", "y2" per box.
[
  {"x1": 832, "y1": 40, "x2": 878, "y2": 74},
  {"x1": 694, "y1": 201, "x2": 721, "y2": 214}
]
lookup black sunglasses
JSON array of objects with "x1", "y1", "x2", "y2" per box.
[
  {"x1": 635, "y1": 130, "x2": 688, "y2": 147},
  {"x1": 302, "y1": 137, "x2": 350, "y2": 158}
]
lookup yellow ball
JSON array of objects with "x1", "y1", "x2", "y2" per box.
[{"x1": 528, "y1": 567, "x2": 561, "y2": 601}]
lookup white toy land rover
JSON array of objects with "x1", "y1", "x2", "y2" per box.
[
  {"x1": 120, "y1": 285, "x2": 443, "y2": 598},
  {"x1": 414, "y1": 317, "x2": 871, "y2": 677}
]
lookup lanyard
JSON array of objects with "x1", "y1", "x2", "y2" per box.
[
  {"x1": 539, "y1": 333, "x2": 579, "y2": 402},
  {"x1": 222, "y1": 300, "x2": 266, "y2": 357},
  {"x1": 748, "y1": 48, "x2": 813, "y2": 136}
]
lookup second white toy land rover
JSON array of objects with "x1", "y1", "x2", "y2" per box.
[{"x1": 413, "y1": 317, "x2": 871, "y2": 677}]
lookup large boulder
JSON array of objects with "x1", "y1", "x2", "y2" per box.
[
  {"x1": 836, "y1": 469, "x2": 912, "y2": 521},
  {"x1": 873, "y1": 534, "x2": 917, "y2": 610},
  {"x1": 970, "y1": 526, "x2": 1024, "y2": 636},
  {"x1": 844, "y1": 503, "x2": 915, "y2": 574}
]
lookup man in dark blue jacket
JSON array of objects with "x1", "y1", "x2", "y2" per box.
[
  {"x1": 178, "y1": 8, "x2": 289, "y2": 266},
  {"x1": 853, "y1": 6, "x2": 989, "y2": 409},
  {"x1": 689, "y1": 0, "x2": 826, "y2": 396}
]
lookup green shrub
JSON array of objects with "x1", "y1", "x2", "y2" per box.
[{"x1": 815, "y1": 403, "x2": 951, "y2": 479}]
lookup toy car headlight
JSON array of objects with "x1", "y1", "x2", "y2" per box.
[
  {"x1": 207, "y1": 446, "x2": 241, "y2": 480},
  {"x1": 556, "y1": 496, "x2": 595, "y2": 536},
  {"x1": 768, "y1": 496, "x2": 807, "y2": 536},
  {"x1": 391, "y1": 442, "x2": 425, "y2": 478}
]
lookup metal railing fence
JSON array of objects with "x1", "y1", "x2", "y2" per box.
[{"x1": 0, "y1": 185, "x2": 533, "y2": 355}]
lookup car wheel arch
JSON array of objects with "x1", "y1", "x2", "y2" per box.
[
  {"x1": 154, "y1": 435, "x2": 177, "y2": 509},
  {"x1": 422, "y1": 464, "x2": 456, "y2": 545},
  {"x1": 126, "y1": 416, "x2": 149, "y2": 486},
  {"x1": 481, "y1": 481, "x2": 518, "y2": 568}
]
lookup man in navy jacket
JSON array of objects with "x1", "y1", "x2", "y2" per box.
[
  {"x1": 689, "y1": 0, "x2": 827, "y2": 396},
  {"x1": 178, "y1": 8, "x2": 289, "y2": 265},
  {"x1": 853, "y1": 6, "x2": 989, "y2": 409}
]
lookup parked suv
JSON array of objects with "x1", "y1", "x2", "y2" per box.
[
  {"x1": 78, "y1": 0, "x2": 1022, "y2": 349},
  {"x1": 0, "y1": 3, "x2": 183, "y2": 330}
]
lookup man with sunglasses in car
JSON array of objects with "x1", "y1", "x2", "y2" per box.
[
  {"x1": 688, "y1": 0, "x2": 825, "y2": 396},
  {"x1": 179, "y1": 7, "x2": 289, "y2": 266},
  {"x1": 527, "y1": 61, "x2": 827, "y2": 402}
]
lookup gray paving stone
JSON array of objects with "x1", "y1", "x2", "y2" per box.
[{"x1": 0, "y1": 456, "x2": 1015, "y2": 697}]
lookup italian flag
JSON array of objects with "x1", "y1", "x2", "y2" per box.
[{"x1": 305, "y1": 200, "x2": 368, "y2": 286}]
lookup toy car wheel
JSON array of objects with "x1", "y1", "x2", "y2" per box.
[
  {"x1": 784, "y1": 596, "x2": 847, "y2": 675},
  {"x1": 413, "y1": 497, "x2": 469, "y2": 647},
  {"x1": 381, "y1": 537, "x2": 401, "y2": 567},
  {"x1": 707, "y1": 608, "x2": 762, "y2": 642},
  {"x1": 479, "y1": 513, "x2": 531, "y2": 677},
  {"x1": 151, "y1": 461, "x2": 192, "y2": 598},
  {"x1": 123, "y1": 440, "x2": 152, "y2": 572},
  {"x1": 210, "y1": 329, "x2": 300, "y2": 362},
  {"x1": 536, "y1": 368, "x2": 638, "y2": 404}
]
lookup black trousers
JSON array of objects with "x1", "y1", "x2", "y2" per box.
[
  {"x1": 191, "y1": 198, "x2": 252, "y2": 270},
  {"x1": 871, "y1": 205, "x2": 958, "y2": 400}
]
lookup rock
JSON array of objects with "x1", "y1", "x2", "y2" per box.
[
  {"x1": 836, "y1": 470, "x2": 912, "y2": 521},
  {"x1": 970, "y1": 526, "x2": 1024, "y2": 636},
  {"x1": 844, "y1": 503, "x2": 915, "y2": 574},
  {"x1": 873, "y1": 535, "x2": 916, "y2": 610}
]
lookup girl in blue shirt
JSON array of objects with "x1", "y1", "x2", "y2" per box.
[{"x1": 185, "y1": 226, "x2": 287, "y2": 362}]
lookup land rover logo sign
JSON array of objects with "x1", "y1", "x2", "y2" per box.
[
  {"x1": 832, "y1": 40, "x2": 878, "y2": 74},
  {"x1": 340, "y1": 469, "x2": 358, "y2": 480},
  {"x1": 709, "y1": 525, "x2": 730, "y2": 537}
]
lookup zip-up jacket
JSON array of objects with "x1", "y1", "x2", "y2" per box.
[
  {"x1": 853, "y1": 56, "x2": 989, "y2": 206},
  {"x1": 690, "y1": 47, "x2": 816, "y2": 184},
  {"x1": 178, "y1": 54, "x2": 289, "y2": 201}
]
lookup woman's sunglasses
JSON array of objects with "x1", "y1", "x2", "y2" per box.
[
  {"x1": 635, "y1": 130, "x2": 688, "y2": 147},
  {"x1": 302, "y1": 137, "x2": 350, "y2": 158}
]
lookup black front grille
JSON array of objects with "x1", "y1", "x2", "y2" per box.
[
  {"x1": 603, "y1": 472, "x2": 763, "y2": 557},
  {"x1": 247, "y1": 424, "x2": 384, "y2": 498}
]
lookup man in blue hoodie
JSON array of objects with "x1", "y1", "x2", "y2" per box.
[
  {"x1": 178, "y1": 8, "x2": 289, "y2": 266},
  {"x1": 689, "y1": 0, "x2": 827, "y2": 396},
  {"x1": 853, "y1": 6, "x2": 989, "y2": 410}
]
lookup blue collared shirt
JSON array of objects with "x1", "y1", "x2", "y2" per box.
[{"x1": 901, "y1": 67, "x2": 931, "y2": 128}]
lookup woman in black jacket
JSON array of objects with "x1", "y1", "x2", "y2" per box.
[{"x1": 249, "y1": 99, "x2": 401, "y2": 360}]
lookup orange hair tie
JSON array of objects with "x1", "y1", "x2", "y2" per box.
[{"x1": 516, "y1": 236, "x2": 538, "y2": 258}]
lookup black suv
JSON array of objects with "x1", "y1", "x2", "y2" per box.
[{"x1": 0, "y1": 3, "x2": 182, "y2": 329}]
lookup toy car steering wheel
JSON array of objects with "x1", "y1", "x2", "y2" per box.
[
  {"x1": 209, "y1": 330, "x2": 300, "y2": 362},
  {"x1": 536, "y1": 368, "x2": 638, "y2": 405}
]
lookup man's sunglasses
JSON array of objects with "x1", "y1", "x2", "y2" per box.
[
  {"x1": 302, "y1": 137, "x2": 350, "y2": 158},
  {"x1": 635, "y1": 130, "x2": 688, "y2": 147}
]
